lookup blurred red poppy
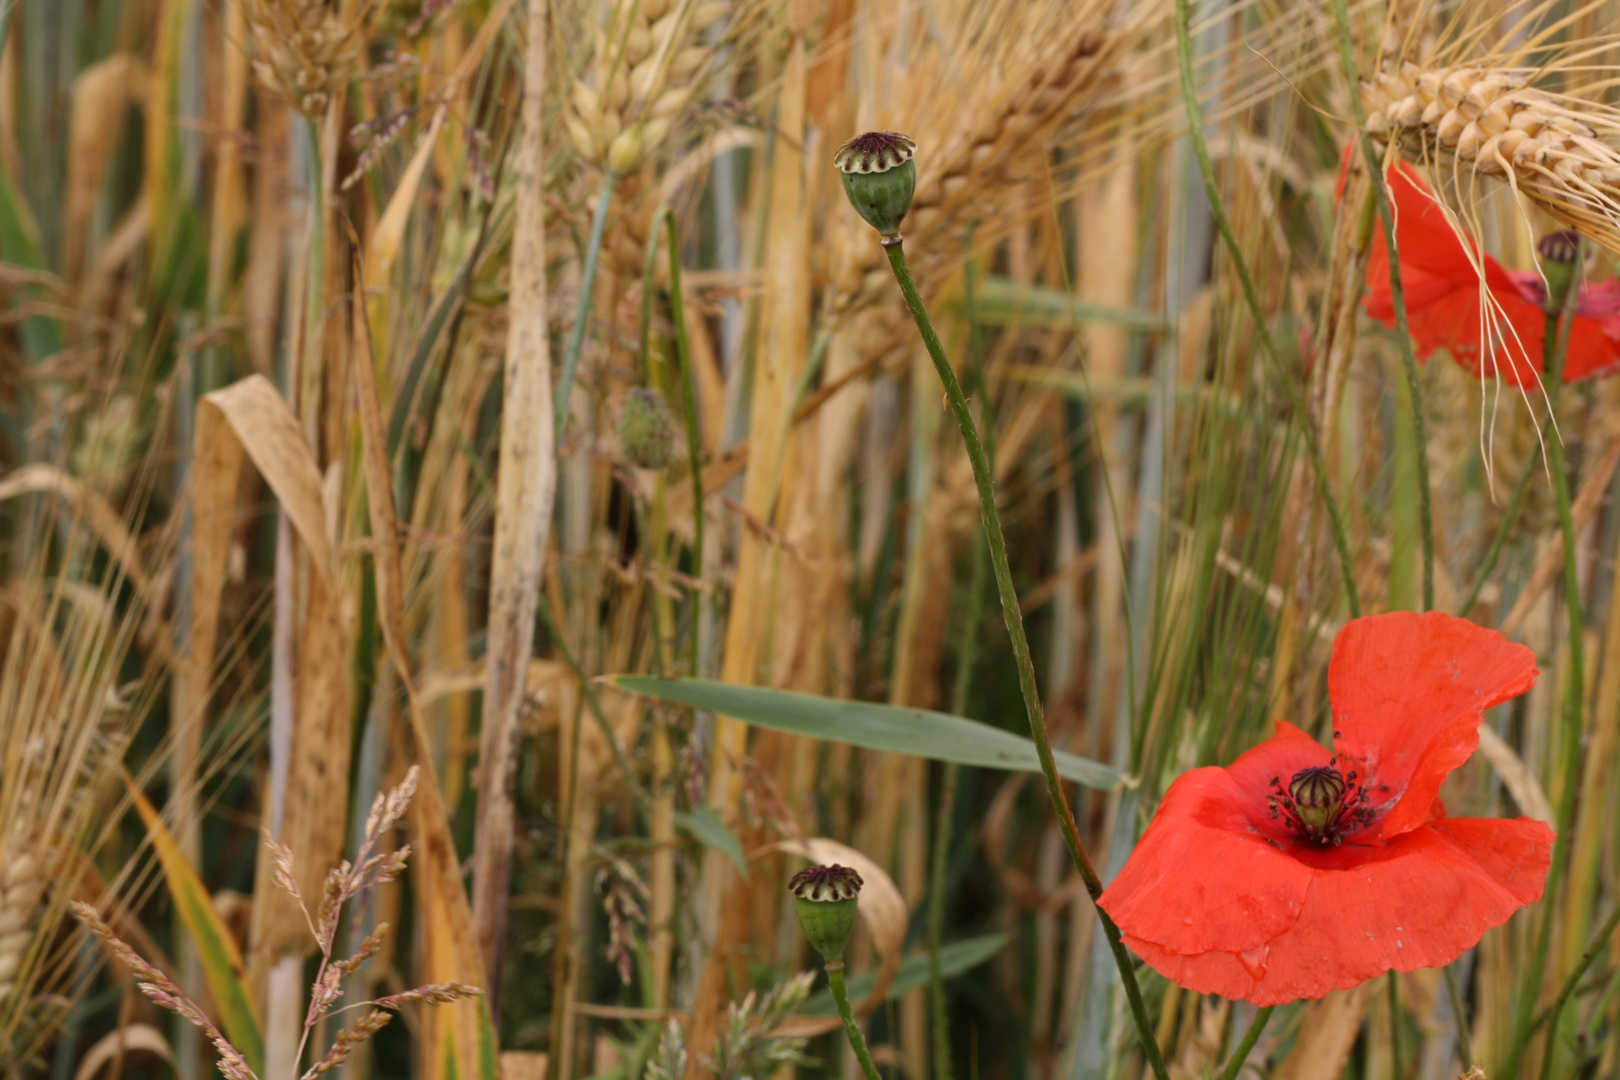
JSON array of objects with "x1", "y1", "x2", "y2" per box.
[
  {"x1": 1362, "y1": 161, "x2": 1620, "y2": 384},
  {"x1": 1098, "y1": 611, "x2": 1552, "y2": 1005}
]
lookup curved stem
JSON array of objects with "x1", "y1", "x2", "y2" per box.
[
  {"x1": 1388, "y1": 971, "x2": 1404, "y2": 1079},
  {"x1": 557, "y1": 170, "x2": 619, "y2": 434},
  {"x1": 1176, "y1": 0, "x2": 1361, "y2": 618},
  {"x1": 882, "y1": 241, "x2": 1170, "y2": 1080},
  {"x1": 1532, "y1": 902, "x2": 1620, "y2": 1037},
  {"x1": 1459, "y1": 451, "x2": 1537, "y2": 616},
  {"x1": 1218, "y1": 1006, "x2": 1273, "y2": 1080},
  {"x1": 827, "y1": 963, "x2": 882, "y2": 1080},
  {"x1": 1331, "y1": 0, "x2": 1434, "y2": 612}
]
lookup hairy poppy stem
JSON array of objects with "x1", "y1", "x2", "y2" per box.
[
  {"x1": 928, "y1": 249, "x2": 990, "y2": 1080},
  {"x1": 826, "y1": 963, "x2": 882, "y2": 1080},
  {"x1": 1218, "y1": 1006, "x2": 1272, "y2": 1080},
  {"x1": 1175, "y1": 0, "x2": 1361, "y2": 618},
  {"x1": 557, "y1": 170, "x2": 619, "y2": 434},
  {"x1": 1332, "y1": 0, "x2": 1435, "y2": 613},
  {"x1": 882, "y1": 241, "x2": 1171, "y2": 1080},
  {"x1": 1512, "y1": 293, "x2": 1586, "y2": 1080}
]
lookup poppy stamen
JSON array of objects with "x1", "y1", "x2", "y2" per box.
[{"x1": 1276, "y1": 765, "x2": 1373, "y2": 845}]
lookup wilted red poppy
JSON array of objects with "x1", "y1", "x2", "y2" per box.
[
  {"x1": 1098, "y1": 611, "x2": 1552, "y2": 1005},
  {"x1": 1362, "y1": 161, "x2": 1620, "y2": 384}
]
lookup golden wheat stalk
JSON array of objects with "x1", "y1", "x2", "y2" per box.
[
  {"x1": 1364, "y1": 62, "x2": 1620, "y2": 256},
  {"x1": 566, "y1": 0, "x2": 731, "y2": 176}
]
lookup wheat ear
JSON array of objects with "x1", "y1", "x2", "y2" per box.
[
  {"x1": 0, "y1": 847, "x2": 41, "y2": 1006},
  {"x1": 831, "y1": 21, "x2": 1122, "y2": 315},
  {"x1": 244, "y1": 0, "x2": 362, "y2": 118},
  {"x1": 1365, "y1": 62, "x2": 1620, "y2": 256},
  {"x1": 566, "y1": 0, "x2": 732, "y2": 176}
]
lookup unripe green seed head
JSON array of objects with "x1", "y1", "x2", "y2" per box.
[
  {"x1": 788, "y1": 863, "x2": 863, "y2": 961},
  {"x1": 1537, "y1": 229, "x2": 1582, "y2": 315},
  {"x1": 834, "y1": 132, "x2": 917, "y2": 241},
  {"x1": 619, "y1": 388, "x2": 678, "y2": 471}
]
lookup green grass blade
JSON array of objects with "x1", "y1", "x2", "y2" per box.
[
  {"x1": 613, "y1": 677, "x2": 1122, "y2": 789},
  {"x1": 126, "y1": 777, "x2": 265, "y2": 1074}
]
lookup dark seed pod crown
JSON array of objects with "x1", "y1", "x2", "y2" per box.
[
  {"x1": 833, "y1": 132, "x2": 917, "y2": 175},
  {"x1": 788, "y1": 863, "x2": 863, "y2": 902},
  {"x1": 1538, "y1": 229, "x2": 1581, "y2": 264}
]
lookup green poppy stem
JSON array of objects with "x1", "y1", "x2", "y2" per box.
[
  {"x1": 1218, "y1": 1006, "x2": 1273, "y2": 1080},
  {"x1": 1505, "y1": 276, "x2": 1583, "y2": 1080},
  {"x1": 881, "y1": 240, "x2": 1170, "y2": 1080},
  {"x1": 1442, "y1": 963, "x2": 1474, "y2": 1068},
  {"x1": 1331, "y1": 0, "x2": 1435, "y2": 613},
  {"x1": 1458, "y1": 449, "x2": 1536, "y2": 616},
  {"x1": 826, "y1": 962, "x2": 883, "y2": 1080}
]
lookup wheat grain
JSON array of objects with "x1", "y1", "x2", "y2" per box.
[
  {"x1": 1364, "y1": 62, "x2": 1620, "y2": 255},
  {"x1": 566, "y1": 0, "x2": 732, "y2": 177},
  {"x1": 244, "y1": 0, "x2": 361, "y2": 118}
]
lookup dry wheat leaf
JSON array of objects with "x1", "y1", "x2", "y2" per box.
[{"x1": 71, "y1": 1024, "x2": 174, "y2": 1080}]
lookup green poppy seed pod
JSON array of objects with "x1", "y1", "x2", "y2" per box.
[
  {"x1": 788, "y1": 863, "x2": 863, "y2": 962},
  {"x1": 1537, "y1": 229, "x2": 1581, "y2": 315},
  {"x1": 833, "y1": 132, "x2": 917, "y2": 243},
  {"x1": 618, "y1": 388, "x2": 677, "y2": 471}
]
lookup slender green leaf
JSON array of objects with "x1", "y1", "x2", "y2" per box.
[
  {"x1": 801, "y1": 935, "x2": 1007, "y2": 1017},
  {"x1": 614, "y1": 678, "x2": 1122, "y2": 789},
  {"x1": 674, "y1": 807, "x2": 748, "y2": 876},
  {"x1": 125, "y1": 777, "x2": 265, "y2": 1074},
  {"x1": 954, "y1": 276, "x2": 1168, "y2": 332}
]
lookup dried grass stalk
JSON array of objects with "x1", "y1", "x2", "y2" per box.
[{"x1": 1364, "y1": 62, "x2": 1620, "y2": 255}]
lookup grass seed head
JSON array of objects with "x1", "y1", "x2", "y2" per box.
[{"x1": 245, "y1": 0, "x2": 362, "y2": 118}]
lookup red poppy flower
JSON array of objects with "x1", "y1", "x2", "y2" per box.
[
  {"x1": 1098, "y1": 611, "x2": 1552, "y2": 1005},
  {"x1": 1362, "y1": 161, "x2": 1620, "y2": 384}
]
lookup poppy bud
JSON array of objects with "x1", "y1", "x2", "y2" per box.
[
  {"x1": 788, "y1": 863, "x2": 862, "y2": 962},
  {"x1": 833, "y1": 132, "x2": 917, "y2": 243},
  {"x1": 618, "y1": 388, "x2": 677, "y2": 471},
  {"x1": 1537, "y1": 229, "x2": 1581, "y2": 315}
]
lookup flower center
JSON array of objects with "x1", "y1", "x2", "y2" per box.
[{"x1": 1267, "y1": 762, "x2": 1373, "y2": 845}]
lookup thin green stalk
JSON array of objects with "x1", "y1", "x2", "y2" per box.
[
  {"x1": 929, "y1": 259, "x2": 989, "y2": 1080},
  {"x1": 1531, "y1": 902, "x2": 1620, "y2": 1037},
  {"x1": 639, "y1": 206, "x2": 704, "y2": 675},
  {"x1": 1506, "y1": 285, "x2": 1583, "y2": 1080},
  {"x1": 1330, "y1": 0, "x2": 1434, "y2": 612},
  {"x1": 1459, "y1": 451, "x2": 1537, "y2": 616},
  {"x1": 827, "y1": 962, "x2": 883, "y2": 1080},
  {"x1": 1443, "y1": 963, "x2": 1474, "y2": 1069},
  {"x1": 883, "y1": 241, "x2": 1169, "y2": 1080},
  {"x1": 1176, "y1": 0, "x2": 1360, "y2": 618},
  {"x1": 1388, "y1": 971, "x2": 1404, "y2": 1080},
  {"x1": 1218, "y1": 1006, "x2": 1273, "y2": 1080},
  {"x1": 557, "y1": 170, "x2": 619, "y2": 434},
  {"x1": 664, "y1": 211, "x2": 704, "y2": 677}
]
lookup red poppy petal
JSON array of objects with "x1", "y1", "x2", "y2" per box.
[
  {"x1": 1097, "y1": 763, "x2": 1315, "y2": 956},
  {"x1": 1328, "y1": 612, "x2": 1536, "y2": 839},
  {"x1": 1121, "y1": 816, "x2": 1552, "y2": 1005}
]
